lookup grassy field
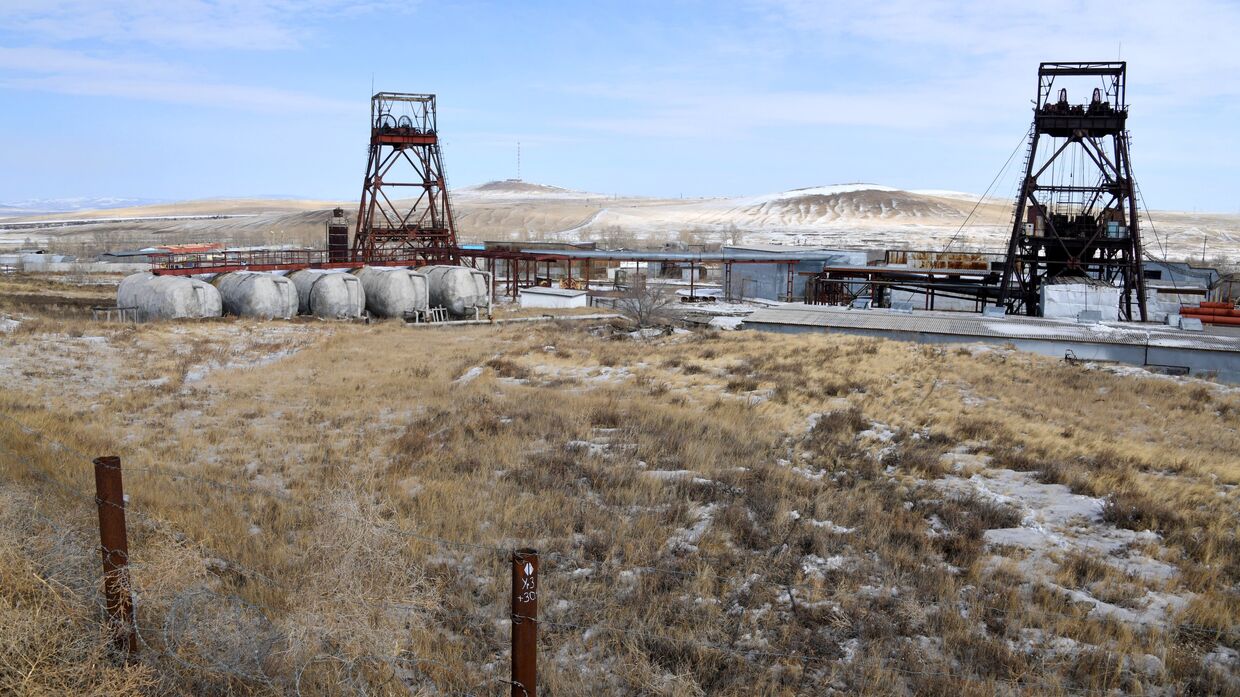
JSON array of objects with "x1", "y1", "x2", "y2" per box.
[{"x1": 1, "y1": 273, "x2": 1238, "y2": 695}]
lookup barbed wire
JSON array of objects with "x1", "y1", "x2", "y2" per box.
[
  {"x1": 518, "y1": 613, "x2": 1127, "y2": 696},
  {"x1": 3, "y1": 413, "x2": 1236, "y2": 646},
  {"x1": 2, "y1": 408, "x2": 1237, "y2": 697},
  {"x1": 942, "y1": 124, "x2": 1034, "y2": 255}
]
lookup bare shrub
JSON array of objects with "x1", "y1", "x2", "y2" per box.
[{"x1": 615, "y1": 279, "x2": 678, "y2": 328}]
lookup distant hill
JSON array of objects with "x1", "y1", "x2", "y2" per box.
[
  {"x1": 4, "y1": 182, "x2": 1237, "y2": 262},
  {"x1": 0, "y1": 197, "x2": 165, "y2": 216},
  {"x1": 457, "y1": 180, "x2": 591, "y2": 198}
]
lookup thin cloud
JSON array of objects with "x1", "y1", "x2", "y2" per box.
[
  {"x1": 0, "y1": 75, "x2": 358, "y2": 114},
  {"x1": 559, "y1": 83, "x2": 1001, "y2": 138},
  {"x1": 555, "y1": 1, "x2": 1240, "y2": 139},
  {"x1": 0, "y1": 1, "x2": 416, "y2": 51},
  {"x1": 0, "y1": 1, "x2": 401, "y2": 113},
  {"x1": 759, "y1": 0, "x2": 1240, "y2": 101},
  {"x1": 0, "y1": 46, "x2": 356, "y2": 113}
]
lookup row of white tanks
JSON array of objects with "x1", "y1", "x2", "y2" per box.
[{"x1": 117, "y1": 266, "x2": 490, "y2": 321}]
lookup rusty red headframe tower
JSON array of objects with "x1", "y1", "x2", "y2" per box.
[
  {"x1": 995, "y1": 62, "x2": 1147, "y2": 320},
  {"x1": 353, "y1": 92, "x2": 459, "y2": 263}
]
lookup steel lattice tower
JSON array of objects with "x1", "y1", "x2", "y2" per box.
[
  {"x1": 995, "y1": 63, "x2": 1147, "y2": 321},
  {"x1": 353, "y1": 93, "x2": 459, "y2": 263}
]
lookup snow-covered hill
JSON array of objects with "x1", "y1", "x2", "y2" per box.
[
  {"x1": 0, "y1": 197, "x2": 164, "y2": 216},
  {"x1": 6, "y1": 182, "x2": 1237, "y2": 262}
]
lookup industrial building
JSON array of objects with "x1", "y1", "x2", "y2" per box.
[
  {"x1": 742, "y1": 305, "x2": 1240, "y2": 383},
  {"x1": 85, "y1": 67, "x2": 1237, "y2": 379},
  {"x1": 518, "y1": 286, "x2": 589, "y2": 309}
]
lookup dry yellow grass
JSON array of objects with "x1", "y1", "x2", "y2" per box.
[{"x1": 1, "y1": 274, "x2": 1238, "y2": 695}]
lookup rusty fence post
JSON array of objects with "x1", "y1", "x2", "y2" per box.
[
  {"x1": 93, "y1": 455, "x2": 137, "y2": 656},
  {"x1": 511, "y1": 548, "x2": 538, "y2": 697}
]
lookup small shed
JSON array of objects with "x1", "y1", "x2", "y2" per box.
[{"x1": 519, "y1": 286, "x2": 589, "y2": 309}]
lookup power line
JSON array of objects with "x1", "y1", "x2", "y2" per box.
[{"x1": 943, "y1": 125, "x2": 1032, "y2": 253}]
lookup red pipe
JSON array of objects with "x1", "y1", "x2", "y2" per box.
[
  {"x1": 1183, "y1": 315, "x2": 1240, "y2": 326},
  {"x1": 1199, "y1": 301, "x2": 1234, "y2": 309},
  {"x1": 1180, "y1": 307, "x2": 1240, "y2": 317}
]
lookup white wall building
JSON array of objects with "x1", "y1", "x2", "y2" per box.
[
  {"x1": 1040, "y1": 280, "x2": 1121, "y2": 321},
  {"x1": 519, "y1": 287, "x2": 589, "y2": 309}
]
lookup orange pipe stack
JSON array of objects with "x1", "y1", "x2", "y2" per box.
[{"x1": 1180, "y1": 301, "x2": 1240, "y2": 325}]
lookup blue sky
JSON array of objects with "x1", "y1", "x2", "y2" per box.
[{"x1": 1, "y1": 1, "x2": 1238, "y2": 211}]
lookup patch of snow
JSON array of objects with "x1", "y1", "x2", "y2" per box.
[
  {"x1": 454, "y1": 366, "x2": 484, "y2": 384},
  {"x1": 805, "y1": 413, "x2": 823, "y2": 432},
  {"x1": 857, "y1": 423, "x2": 896, "y2": 442},
  {"x1": 839, "y1": 638, "x2": 861, "y2": 664},
  {"x1": 791, "y1": 465, "x2": 827, "y2": 481},
  {"x1": 937, "y1": 466, "x2": 1190, "y2": 629},
  {"x1": 709, "y1": 316, "x2": 745, "y2": 330},
  {"x1": 532, "y1": 363, "x2": 634, "y2": 384},
  {"x1": 628, "y1": 327, "x2": 666, "y2": 340},
  {"x1": 800, "y1": 554, "x2": 849, "y2": 579},
  {"x1": 939, "y1": 468, "x2": 1103, "y2": 530},
  {"x1": 910, "y1": 189, "x2": 991, "y2": 201},
  {"x1": 940, "y1": 449, "x2": 992, "y2": 473},
  {"x1": 664, "y1": 503, "x2": 719, "y2": 554},
  {"x1": 809, "y1": 519, "x2": 854, "y2": 534},
  {"x1": 1203, "y1": 645, "x2": 1239, "y2": 685},
  {"x1": 1056, "y1": 583, "x2": 1193, "y2": 629},
  {"x1": 644, "y1": 470, "x2": 713, "y2": 486},
  {"x1": 184, "y1": 347, "x2": 303, "y2": 384},
  {"x1": 739, "y1": 183, "x2": 901, "y2": 206},
  {"x1": 566, "y1": 440, "x2": 610, "y2": 458}
]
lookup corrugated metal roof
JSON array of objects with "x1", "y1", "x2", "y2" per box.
[
  {"x1": 722, "y1": 243, "x2": 835, "y2": 253},
  {"x1": 520, "y1": 249, "x2": 845, "y2": 262},
  {"x1": 743, "y1": 305, "x2": 1240, "y2": 353},
  {"x1": 155, "y1": 243, "x2": 223, "y2": 253}
]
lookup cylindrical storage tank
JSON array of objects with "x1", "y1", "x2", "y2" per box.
[
  {"x1": 212, "y1": 271, "x2": 298, "y2": 319},
  {"x1": 117, "y1": 272, "x2": 223, "y2": 321},
  {"x1": 311, "y1": 271, "x2": 366, "y2": 319},
  {"x1": 352, "y1": 267, "x2": 428, "y2": 318},
  {"x1": 287, "y1": 265, "x2": 322, "y2": 312},
  {"x1": 288, "y1": 269, "x2": 366, "y2": 319},
  {"x1": 470, "y1": 270, "x2": 493, "y2": 314},
  {"x1": 287, "y1": 269, "x2": 322, "y2": 315},
  {"x1": 414, "y1": 265, "x2": 486, "y2": 318}
]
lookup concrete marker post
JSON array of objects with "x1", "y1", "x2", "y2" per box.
[
  {"x1": 511, "y1": 548, "x2": 538, "y2": 696},
  {"x1": 93, "y1": 455, "x2": 137, "y2": 657}
]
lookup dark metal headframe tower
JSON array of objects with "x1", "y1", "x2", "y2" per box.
[
  {"x1": 353, "y1": 92, "x2": 459, "y2": 263},
  {"x1": 996, "y1": 62, "x2": 1147, "y2": 321}
]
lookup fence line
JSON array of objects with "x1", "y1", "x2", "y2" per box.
[
  {"x1": 517, "y1": 613, "x2": 1118, "y2": 697},
  {"x1": 7, "y1": 410, "x2": 1232, "y2": 646},
  {"x1": 1, "y1": 408, "x2": 1233, "y2": 643},
  {"x1": 5, "y1": 411, "x2": 1237, "y2": 647},
  {"x1": 1, "y1": 441, "x2": 504, "y2": 694},
  {"x1": 1, "y1": 410, "x2": 1236, "y2": 696}
]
